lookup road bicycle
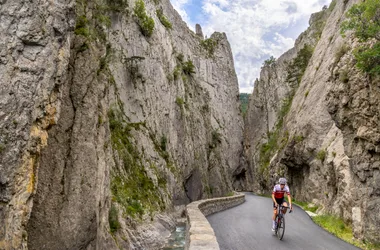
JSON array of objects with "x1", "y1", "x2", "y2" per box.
[{"x1": 274, "y1": 204, "x2": 292, "y2": 240}]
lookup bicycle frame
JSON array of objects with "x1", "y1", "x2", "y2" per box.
[{"x1": 275, "y1": 205, "x2": 289, "y2": 240}]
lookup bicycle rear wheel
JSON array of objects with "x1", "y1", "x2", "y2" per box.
[{"x1": 276, "y1": 216, "x2": 285, "y2": 240}]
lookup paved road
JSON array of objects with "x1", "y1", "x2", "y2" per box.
[{"x1": 207, "y1": 193, "x2": 360, "y2": 250}]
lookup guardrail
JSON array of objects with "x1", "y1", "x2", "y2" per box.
[{"x1": 185, "y1": 193, "x2": 245, "y2": 250}]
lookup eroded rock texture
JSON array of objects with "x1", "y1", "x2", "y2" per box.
[
  {"x1": 0, "y1": 0, "x2": 243, "y2": 249},
  {"x1": 244, "y1": 0, "x2": 379, "y2": 243}
]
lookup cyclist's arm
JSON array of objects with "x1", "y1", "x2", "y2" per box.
[
  {"x1": 272, "y1": 193, "x2": 277, "y2": 205},
  {"x1": 287, "y1": 193, "x2": 292, "y2": 209}
]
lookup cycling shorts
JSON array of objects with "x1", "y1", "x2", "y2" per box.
[{"x1": 273, "y1": 198, "x2": 287, "y2": 208}]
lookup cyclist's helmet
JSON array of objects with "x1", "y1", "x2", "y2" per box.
[{"x1": 279, "y1": 178, "x2": 287, "y2": 185}]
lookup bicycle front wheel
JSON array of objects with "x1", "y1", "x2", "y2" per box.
[{"x1": 276, "y1": 216, "x2": 285, "y2": 240}]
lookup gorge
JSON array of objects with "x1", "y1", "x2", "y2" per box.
[{"x1": 0, "y1": 0, "x2": 379, "y2": 249}]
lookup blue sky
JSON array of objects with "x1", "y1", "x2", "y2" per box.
[{"x1": 170, "y1": 0, "x2": 332, "y2": 93}]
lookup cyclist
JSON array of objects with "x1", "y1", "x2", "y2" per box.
[{"x1": 272, "y1": 177, "x2": 292, "y2": 231}]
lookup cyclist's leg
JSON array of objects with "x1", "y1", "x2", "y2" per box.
[
  {"x1": 282, "y1": 201, "x2": 288, "y2": 214},
  {"x1": 272, "y1": 201, "x2": 278, "y2": 230},
  {"x1": 272, "y1": 201, "x2": 277, "y2": 220}
]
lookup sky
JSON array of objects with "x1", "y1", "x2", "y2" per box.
[{"x1": 170, "y1": 0, "x2": 332, "y2": 93}]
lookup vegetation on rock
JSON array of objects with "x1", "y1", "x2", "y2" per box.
[
  {"x1": 200, "y1": 38, "x2": 218, "y2": 58},
  {"x1": 341, "y1": 0, "x2": 380, "y2": 76},
  {"x1": 182, "y1": 60, "x2": 196, "y2": 75},
  {"x1": 108, "y1": 108, "x2": 165, "y2": 219},
  {"x1": 173, "y1": 54, "x2": 196, "y2": 79},
  {"x1": 313, "y1": 214, "x2": 379, "y2": 250},
  {"x1": 109, "y1": 203, "x2": 121, "y2": 233},
  {"x1": 262, "y1": 56, "x2": 276, "y2": 67},
  {"x1": 134, "y1": 0, "x2": 155, "y2": 37},
  {"x1": 286, "y1": 44, "x2": 314, "y2": 84},
  {"x1": 156, "y1": 9, "x2": 172, "y2": 29},
  {"x1": 258, "y1": 43, "x2": 314, "y2": 176},
  {"x1": 239, "y1": 93, "x2": 250, "y2": 116},
  {"x1": 316, "y1": 149, "x2": 326, "y2": 162}
]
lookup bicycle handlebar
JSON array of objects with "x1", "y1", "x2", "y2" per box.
[{"x1": 275, "y1": 205, "x2": 293, "y2": 213}]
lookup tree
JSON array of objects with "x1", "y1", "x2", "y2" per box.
[{"x1": 263, "y1": 56, "x2": 276, "y2": 67}]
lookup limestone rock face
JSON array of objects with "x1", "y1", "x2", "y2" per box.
[
  {"x1": 244, "y1": 0, "x2": 379, "y2": 243},
  {"x1": 0, "y1": 0, "x2": 243, "y2": 249}
]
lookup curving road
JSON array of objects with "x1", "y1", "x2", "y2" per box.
[{"x1": 207, "y1": 193, "x2": 360, "y2": 250}]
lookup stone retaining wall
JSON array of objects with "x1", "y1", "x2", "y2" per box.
[{"x1": 185, "y1": 193, "x2": 245, "y2": 250}]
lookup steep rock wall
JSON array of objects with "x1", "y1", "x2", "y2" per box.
[
  {"x1": 244, "y1": 0, "x2": 379, "y2": 243},
  {"x1": 0, "y1": 0, "x2": 243, "y2": 249}
]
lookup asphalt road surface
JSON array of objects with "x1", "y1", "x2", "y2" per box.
[{"x1": 207, "y1": 193, "x2": 360, "y2": 250}]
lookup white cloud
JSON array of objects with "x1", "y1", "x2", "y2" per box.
[{"x1": 170, "y1": 0, "x2": 331, "y2": 93}]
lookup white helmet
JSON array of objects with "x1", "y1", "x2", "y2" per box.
[{"x1": 279, "y1": 178, "x2": 287, "y2": 185}]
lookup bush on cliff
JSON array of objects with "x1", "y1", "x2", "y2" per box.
[
  {"x1": 134, "y1": 0, "x2": 155, "y2": 37},
  {"x1": 341, "y1": 0, "x2": 380, "y2": 76}
]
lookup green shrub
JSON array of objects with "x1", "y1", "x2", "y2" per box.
[
  {"x1": 286, "y1": 45, "x2": 313, "y2": 84},
  {"x1": 173, "y1": 66, "x2": 181, "y2": 80},
  {"x1": 134, "y1": 0, "x2": 155, "y2": 37},
  {"x1": 316, "y1": 149, "x2": 326, "y2": 162},
  {"x1": 75, "y1": 15, "x2": 90, "y2": 37},
  {"x1": 200, "y1": 38, "x2": 218, "y2": 58},
  {"x1": 160, "y1": 135, "x2": 167, "y2": 151},
  {"x1": 156, "y1": 9, "x2": 172, "y2": 29},
  {"x1": 182, "y1": 60, "x2": 195, "y2": 75},
  {"x1": 176, "y1": 53, "x2": 184, "y2": 63},
  {"x1": 209, "y1": 129, "x2": 222, "y2": 149},
  {"x1": 263, "y1": 56, "x2": 276, "y2": 67},
  {"x1": 109, "y1": 203, "x2": 121, "y2": 233},
  {"x1": 354, "y1": 44, "x2": 380, "y2": 76},
  {"x1": 304, "y1": 90, "x2": 309, "y2": 97},
  {"x1": 340, "y1": 0, "x2": 380, "y2": 76},
  {"x1": 175, "y1": 97, "x2": 184, "y2": 106},
  {"x1": 106, "y1": 0, "x2": 129, "y2": 12},
  {"x1": 77, "y1": 42, "x2": 89, "y2": 53}
]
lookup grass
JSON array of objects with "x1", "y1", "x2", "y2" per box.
[
  {"x1": 108, "y1": 108, "x2": 165, "y2": 219},
  {"x1": 312, "y1": 214, "x2": 379, "y2": 249}
]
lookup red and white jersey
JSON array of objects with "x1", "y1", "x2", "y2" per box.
[{"x1": 272, "y1": 184, "x2": 290, "y2": 199}]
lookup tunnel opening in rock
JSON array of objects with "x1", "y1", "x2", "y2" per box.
[{"x1": 233, "y1": 168, "x2": 246, "y2": 191}]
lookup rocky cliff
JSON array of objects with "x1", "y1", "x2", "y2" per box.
[
  {"x1": 244, "y1": 0, "x2": 379, "y2": 244},
  {"x1": 0, "y1": 0, "x2": 243, "y2": 249}
]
